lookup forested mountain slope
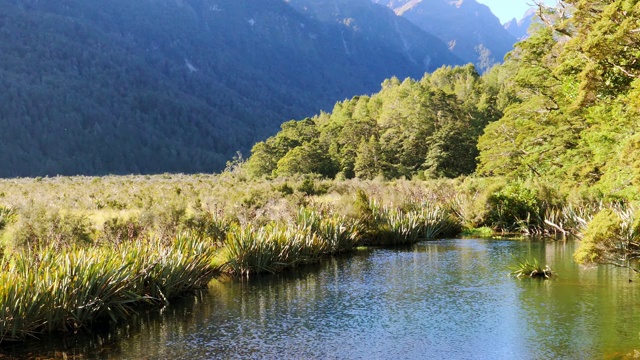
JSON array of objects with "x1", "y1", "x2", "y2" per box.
[
  {"x1": 503, "y1": 8, "x2": 536, "y2": 41},
  {"x1": 285, "y1": 0, "x2": 458, "y2": 71},
  {"x1": 372, "y1": 0, "x2": 517, "y2": 70},
  {"x1": 245, "y1": 64, "x2": 509, "y2": 180},
  {"x1": 0, "y1": 0, "x2": 460, "y2": 177},
  {"x1": 247, "y1": 0, "x2": 640, "y2": 201}
]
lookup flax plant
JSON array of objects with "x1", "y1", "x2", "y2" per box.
[
  {"x1": 366, "y1": 202, "x2": 459, "y2": 245},
  {"x1": 418, "y1": 202, "x2": 459, "y2": 239},
  {"x1": 0, "y1": 234, "x2": 218, "y2": 342},
  {"x1": 221, "y1": 209, "x2": 362, "y2": 277},
  {"x1": 221, "y1": 224, "x2": 287, "y2": 276},
  {"x1": 510, "y1": 258, "x2": 553, "y2": 279}
]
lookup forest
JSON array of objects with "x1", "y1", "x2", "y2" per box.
[
  {"x1": 0, "y1": 0, "x2": 459, "y2": 177},
  {"x1": 1, "y1": 0, "x2": 640, "y2": 348},
  {"x1": 247, "y1": 0, "x2": 640, "y2": 202}
]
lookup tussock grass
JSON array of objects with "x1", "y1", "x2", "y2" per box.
[
  {"x1": 510, "y1": 258, "x2": 554, "y2": 279},
  {"x1": 365, "y1": 201, "x2": 460, "y2": 245},
  {"x1": 0, "y1": 233, "x2": 218, "y2": 342},
  {"x1": 220, "y1": 209, "x2": 361, "y2": 277},
  {"x1": 0, "y1": 173, "x2": 626, "y2": 343}
]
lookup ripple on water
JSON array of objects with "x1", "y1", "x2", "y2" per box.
[{"x1": 4, "y1": 239, "x2": 640, "y2": 359}]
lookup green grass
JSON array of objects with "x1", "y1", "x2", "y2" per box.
[{"x1": 461, "y1": 227, "x2": 495, "y2": 237}]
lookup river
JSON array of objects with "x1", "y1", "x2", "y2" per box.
[{"x1": 3, "y1": 239, "x2": 640, "y2": 359}]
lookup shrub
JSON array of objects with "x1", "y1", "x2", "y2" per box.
[
  {"x1": 97, "y1": 214, "x2": 147, "y2": 244},
  {"x1": 3, "y1": 206, "x2": 92, "y2": 251},
  {"x1": 485, "y1": 181, "x2": 544, "y2": 232},
  {"x1": 182, "y1": 209, "x2": 229, "y2": 242},
  {"x1": 0, "y1": 206, "x2": 15, "y2": 231},
  {"x1": 574, "y1": 209, "x2": 622, "y2": 264}
]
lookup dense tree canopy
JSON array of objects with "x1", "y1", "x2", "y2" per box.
[
  {"x1": 249, "y1": 0, "x2": 640, "y2": 202},
  {"x1": 246, "y1": 64, "x2": 505, "y2": 180},
  {"x1": 478, "y1": 0, "x2": 640, "y2": 199},
  {"x1": 0, "y1": 0, "x2": 460, "y2": 178}
]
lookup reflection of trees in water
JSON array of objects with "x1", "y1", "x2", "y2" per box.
[{"x1": 6, "y1": 240, "x2": 640, "y2": 358}]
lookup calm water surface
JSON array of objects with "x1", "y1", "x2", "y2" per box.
[{"x1": 4, "y1": 239, "x2": 640, "y2": 359}]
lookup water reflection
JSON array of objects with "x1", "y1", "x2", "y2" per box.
[{"x1": 3, "y1": 240, "x2": 640, "y2": 359}]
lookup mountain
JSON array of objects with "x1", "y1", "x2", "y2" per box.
[
  {"x1": 0, "y1": 0, "x2": 460, "y2": 178},
  {"x1": 372, "y1": 0, "x2": 517, "y2": 71},
  {"x1": 284, "y1": 0, "x2": 460, "y2": 71},
  {"x1": 504, "y1": 8, "x2": 536, "y2": 41}
]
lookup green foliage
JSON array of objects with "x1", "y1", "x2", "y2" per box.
[
  {"x1": 574, "y1": 209, "x2": 622, "y2": 264},
  {"x1": 571, "y1": 204, "x2": 640, "y2": 266},
  {"x1": 297, "y1": 178, "x2": 317, "y2": 196},
  {"x1": 0, "y1": 234, "x2": 218, "y2": 342},
  {"x1": 509, "y1": 258, "x2": 553, "y2": 279},
  {"x1": 276, "y1": 140, "x2": 338, "y2": 178},
  {"x1": 477, "y1": 1, "x2": 640, "y2": 201},
  {"x1": 96, "y1": 215, "x2": 146, "y2": 244},
  {"x1": 247, "y1": 65, "x2": 503, "y2": 180},
  {"x1": 220, "y1": 211, "x2": 361, "y2": 277},
  {"x1": 461, "y1": 227, "x2": 494, "y2": 237},
  {"x1": 486, "y1": 182, "x2": 544, "y2": 232},
  {"x1": 2, "y1": 206, "x2": 92, "y2": 250},
  {"x1": 277, "y1": 182, "x2": 294, "y2": 196},
  {"x1": 354, "y1": 136, "x2": 383, "y2": 180},
  {"x1": 0, "y1": 206, "x2": 15, "y2": 232},
  {"x1": 362, "y1": 200, "x2": 460, "y2": 245}
]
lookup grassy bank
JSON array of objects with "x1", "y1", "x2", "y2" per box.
[
  {"x1": 0, "y1": 234, "x2": 217, "y2": 342},
  {"x1": 0, "y1": 173, "x2": 637, "y2": 343}
]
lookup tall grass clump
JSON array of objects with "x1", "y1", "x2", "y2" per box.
[
  {"x1": 509, "y1": 258, "x2": 554, "y2": 279},
  {"x1": 296, "y1": 208, "x2": 361, "y2": 254},
  {"x1": 417, "y1": 202, "x2": 460, "y2": 239},
  {"x1": 220, "y1": 224, "x2": 304, "y2": 277},
  {"x1": 220, "y1": 209, "x2": 361, "y2": 277},
  {"x1": 361, "y1": 198, "x2": 459, "y2": 246},
  {"x1": 0, "y1": 233, "x2": 218, "y2": 343}
]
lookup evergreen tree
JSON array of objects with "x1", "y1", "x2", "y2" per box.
[{"x1": 354, "y1": 136, "x2": 382, "y2": 180}]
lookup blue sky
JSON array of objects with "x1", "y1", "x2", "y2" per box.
[{"x1": 475, "y1": 0, "x2": 556, "y2": 24}]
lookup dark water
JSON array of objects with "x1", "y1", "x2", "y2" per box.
[{"x1": 4, "y1": 239, "x2": 640, "y2": 359}]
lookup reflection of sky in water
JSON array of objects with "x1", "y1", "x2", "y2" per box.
[{"x1": 5, "y1": 239, "x2": 640, "y2": 359}]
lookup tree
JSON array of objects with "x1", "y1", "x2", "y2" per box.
[
  {"x1": 354, "y1": 136, "x2": 382, "y2": 180},
  {"x1": 275, "y1": 140, "x2": 338, "y2": 178}
]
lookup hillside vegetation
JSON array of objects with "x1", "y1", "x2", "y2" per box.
[
  {"x1": 246, "y1": 64, "x2": 509, "y2": 179},
  {"x1": 248, "y1": 0, "x2": 640, "y2": 201},
  {"x1": 1, "y1": 0, "x2": 640, "y2": 344},
  {"x1": 0, "y1": 0, "x2": 459, "y2": 177}
]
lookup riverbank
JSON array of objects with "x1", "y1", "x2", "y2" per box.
[
  {"x1": 0, "y1": 181, "x2": 458, "y2": 342},
  {"x1": 0, "y1": 173, "x2": 638, "y2": 343},
  {"x1": 4, "y1": 239, "x2": 640, "y2": 359}
]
